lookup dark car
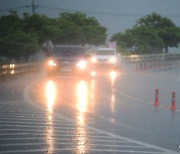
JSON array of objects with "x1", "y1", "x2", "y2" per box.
[{"x1": 47, "y1": 45, "x2": 88, "y2": 77}]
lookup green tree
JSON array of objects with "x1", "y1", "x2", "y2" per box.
[
  {"x1": 0, "y1": 31, "x2": 39, "y2": 61},
  {"x1": 111, "y1": 13, "x2": 180, "y2": 54},
  {"x1": 0, "y1": 11, "x2": 21, "y2": 39},
  {"x1": 135, "y1": 12, "x2": 180, "y2": 53},
  {"x1": 111, "y1": 30, "x2": 134, "y2": 49},
  {"x1": 111, "y1": 28, "x2": 164, "y2": 54},
  {"x1": 22, "y1": 13, "x2": 58, "y2": 45},
  {"x1": 0, "y1": 12, "x2": 107, "y2": 61},
  {"x1": 0, "y1": 12, "x2": 39, "y2": 61},
  {"x1": 131, "y1": 27, "x2": 164, "y2": 54},
  {"x1": 54, "y1": 18, "x2": 84, "y2": 44},
  {"x1": 54, "y1": 12, "x2": 107, "y2": 45}
]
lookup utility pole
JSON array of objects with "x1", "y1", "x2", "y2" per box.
[
  {"x1": 32, "y1": 0, "x2": 35, "y2": 15},
  {"x1": 31, "y1": 0, "x2": 39, "y2": 15}
]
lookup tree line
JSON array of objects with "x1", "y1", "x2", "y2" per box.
[
  {"x1": 111, "y1": 13, "x2": 180, "y2": 54},
  {"x1": 0, "y1": 11, "x2": 107, "y2": 61},
  {"x1": 0, "y1": 11, "x2": 180, "y2": 62}
]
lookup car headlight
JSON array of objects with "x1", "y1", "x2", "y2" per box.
[
  {"x1": 48, "y1": 60, "x2": 57, "y2": 66},
  {"x1": 109, "y1": 57, "x2": 117, "y2": 63},
  {"x1": 91, "y1": 71, "x2": 96, "y2": 77},
  {"x1": 90, "y1": 57, "x2": 97, "y2": 63},
  {"x1": 110, "y1": 71, "x2": 117, "y2": 79},
  {"x1": 76, "y1": 60, "x2": 87, "y2": 69}
]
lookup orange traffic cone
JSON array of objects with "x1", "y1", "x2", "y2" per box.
[
  {"x1": 171, "y1": 92, "x2": 176, "y2": 110},
  {"x1": 154, "y1": 89, "x2": 159, "y2": 107}
]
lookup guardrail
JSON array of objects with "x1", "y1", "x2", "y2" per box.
[
  {"x1": 122, "y1": 53, "x2": 180, "y2": 62},
  {"x1": 0, "y1": 63, "x2": 40, "y2": 77},
  {"x1": 121, "y1": 53, "x2": 180, "y2": 71}
]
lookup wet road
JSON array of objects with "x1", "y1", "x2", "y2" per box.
[{"x1": 0, "y1": 63, "x2": 180, "y2": 153}]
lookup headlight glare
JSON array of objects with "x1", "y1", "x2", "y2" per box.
[
  {"x1": 48, "y1": 60, "x2": 57, "y2": 66},
  {"x1": 76, "y1": 60, "x2": 87, "y2": 69},
  {"x1": 109, "y1": 57, "x2": 117, "y2": 63},
  {"x1": 91, "y1": 57, "x2": 97, "y2": 63}
]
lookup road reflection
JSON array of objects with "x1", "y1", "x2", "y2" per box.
[
  {"x1": 76, "y1": 80, "x2": 89, "y2": 153},
  {"x1": 40, "y1": 71, "x2": 120, "y2": 153},
  {"x1": 76, "y1": 80, "x2": 88, "y2": 112},
  {"x1": 45, "y1": 80, "x2": 56, "y2": 154},
  {"x1": 90, "y1": 79, "x2": 95, "y2": 109},
  {"x1": 111, "y1": 92, "x2": 115, "y2": 113},
  {"x1": 109, "y1": 70, "x2": 117, "y2": 87},
  {"x1": 46, "y1": 80, "x2": 56, "y2": 113}
]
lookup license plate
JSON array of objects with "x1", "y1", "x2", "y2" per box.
[
  {"x1": 99, "y1": 59, "x2": 107, "y2": 61},
  {"x1": 61, "y1": 68, "x2": 72, "y2": 72}
]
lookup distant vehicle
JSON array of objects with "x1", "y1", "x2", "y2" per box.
[
  {"x1": 90, "y1": 48, "x2": 120, "y2": 69},
  {"x1": 47, "y1": 45, "x2": 88, "y2": 77}
]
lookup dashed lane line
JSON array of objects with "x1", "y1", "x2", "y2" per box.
[
  {"x1": 0, "y1": 115, "x2": 66, "y2": 121},
  {"x1": 0, "y1": 137, "x2": 128, "y2": 143},
  {"x1": 0, "y1": 111, "x2": 45, "y2": 115},
  {"x1": 0, "y1": 133, "x2": 112, "y2": 138},
  {"x1": 0, "y1": 120, "x2": 77, "y2": 126},
  {"x1": 0, "y1": 129, "x2": 101, "y2": 135},
  {"x1": 0, "y1": 142, "x2": 143, "y2": 148},
  {"x1": 114, "y1": 89, "x2": 180, "y2": 112},
  {"x1": 0, "y1": 148, "x2": 165, "y2": 154}
]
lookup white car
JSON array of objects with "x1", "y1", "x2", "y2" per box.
[{"x1": 90, "y1": 48, "x2": 120, "y2": 68}]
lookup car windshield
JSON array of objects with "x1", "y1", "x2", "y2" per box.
[
  {"x1": 53, "y1": 46, "x2": 84, "y2": 57},
  {"x1": 96, "y1": 50, "x2": 115, "y2": 55}
]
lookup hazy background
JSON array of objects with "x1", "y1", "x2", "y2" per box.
[{"x1": 1, "y1": 0, "x2": 180, "y2": 38}]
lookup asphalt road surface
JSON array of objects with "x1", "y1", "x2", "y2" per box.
[{"x1": 0, "y1": 62, "x2": 180, "y2": 154}]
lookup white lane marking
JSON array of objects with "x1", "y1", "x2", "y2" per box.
[
  {"x1": 114, "y1": 89, "x2": 180, "y2": 112},
  {"x1": 0, "y1": 133, "x2": 114, "y2": 138},
  {"x1": 86, "y1": 125, "x2": 179, "y2": 154},
  {"x1": 0, "y1": 116, "x2": 69, "y2": 122},
  {"x1": 0, "y1": 111, "x2": 45, "y2": 115},
  {"x1": 0, "y1": 108, "x2": 39, "y2": 110},
  {"x1": 0, "y1": 107, "x2": 29, "y2": 109},
  {"x1": 0, "y1": 110, "x2": 45, "y2": 114},
  {"x1": 0, "y1": 137, "x2": 127, "y2": 143},
  {"x1": 0, "y1": 127, "x2": 86, "y2": 131},
  {"x1": 0, "y1": 131, "x2": 77, "y2": 136},
  {"x1": 0, "y1": 117, "x2": 67, "y2": 123},
  {"x1": 114, "y1": 89, "x2": 153, "y2": 105},
  {"x1": 22, "y1": 81, "x2": 179, "y2": 154},
  {"x1": 0, "y1": 120, "x2": 76, "y2": 126},
  {"x1": 0, "y1": 142, "x2": 143, "y2": 148},
  {"x1": 0, "y1": 148, "x2": 166, "y2": 154},
  {"x1": 0, "y1": 124, "x2": 84, "y2": 129},
  {"x1": 0, "y1": 133, "x2": 36, "y2": 135},
  {"x1": 0, "y1": 129, "x2": 97, "y2": 134},
  {"x1": 0, "y1": 132, "x2": 108, "y2": 138},
  {"x1": 0, "y1": 124, "x2": 45, "y2": 128},
  {"x1": 0, "y1": 101, "x2": 23, "y2": 103},
  {"x1": 81, "y1": 149, "x2": 168, "y2": 154},
  {"x1": 0, "y1": 127, "x2": 87, "y2": 132}
]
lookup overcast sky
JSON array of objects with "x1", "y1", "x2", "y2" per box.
[{"x1": 1, "y1": 0, "x2": 180, "y2": 38}]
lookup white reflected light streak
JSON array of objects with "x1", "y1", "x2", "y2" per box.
[
  {"x1": 46, "y1": 80, "x2": 56, "y2": 113},
  {"x1": 45, "y1": 80, "x2": 56, "y2": 154},
  {"x1": 111, "y1": 92, "x2": 115, "y2": 113},
  {"x1": 110, "y1": 71, "x2": 117, "y2": 87},
  {"x1": 77, "y1": 80, "x2": 88, "y2": 113},
  {"x1": 90, "y1": 79, "x2": 95, "y2": 109},
  {"x1": 76, "y1": 80, "x2": 88, "y2": 154}
]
